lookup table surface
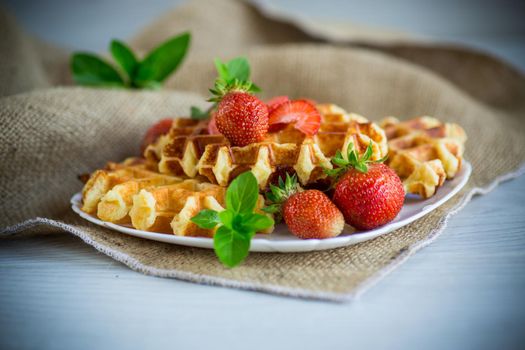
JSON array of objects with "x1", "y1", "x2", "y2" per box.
[{"x1": 1, "y1": 1, "x2": 524, "y2": 349}]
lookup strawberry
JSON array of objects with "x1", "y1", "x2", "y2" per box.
[
  {"x1": 266, "y1": 95, "x2": 289, "y2": 114},
  {"x1": 268, "y1": 99, "x2": 321, "y2": 136},
  {"x1": 328, "y1": 143, "x2": 405, "y2": 230},
  {"x1": 264, "y1": 174, "x2": 344, "y2": 239},
  {"x1": 140, "y1": 118, "x2": 173, "y2": 153},
  {"x1": 208, "y1": 58, "x2": 268, "y2": 146},
  {"x1": 214, "y1": 91, "x2": 268, "y2": 146}
]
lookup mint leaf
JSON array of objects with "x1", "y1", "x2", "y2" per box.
[
  {"x1": 218, "y1": 210, "x2": 234, "y2": 229},
  {"x1": 135, "y1": 32, "x2": 191, "y2": 85},
  {"x1": 226, "y1": 57, "x2": 250, "y2": 82},
  {"x1": 190, "y1": 106, "x2": 209, "y2": 120},
  {"x1": 191, "y1": 170, "x2": 272, "y2": 268},
  {"x1": 110, "y1": 40, "x2": 138, "y2": 81},
  {"x1": 226, "y1": 172, "x2": 259, "y2": 214},
  {"x1": 239, "y1": 212, "x2": 273, "y2": 232},
  {"x1": 191, "y1": 209, "x2": 220, "y2": 229},
  {"x1": 213, "y1": 225, "x2": 251, "y2": 268},
  {"x1": 137, "y1": 80, "x2": 162, "y2": 90},
  {"x1": 71, "y1": 53, "x2": 125, "y2": 87}
]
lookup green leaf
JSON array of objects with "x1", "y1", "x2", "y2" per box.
[
  {"x1": 261, "y1": 204, "x2": 281, "y2": 214},
  {"x1": 110, "y1": 40, "x2": 138, "y2": 81},
  {"x1": 332, "y1": 157, "x2": 348, "y2": 167},
  {"x1": 324, "y1": 168, "x2": 342, "y2": 177},
  {"x1": 71, "y1": 53, "x2": 125, "y2": 87},
  {"x1": 226, "y1": 57, "x2": 250, "y2": 82},
  {"x1": 355, "y1": 163, "x2": 368, "y2": 173},
  {"x1": 348, "y1": 148, "x2": 359, "y2": 166},
  {"x1": 226, "y1": 171, "x2": 259, "y2": 214},
  {"x1": 239, "y1": 213, "x2": 274, "y2": 232},
  {"x1": 135, "y1": 80, "x2": 162, "y2": 89},
  {"x1": 362, "y1": 142, "x2": 373, "y2": 162},
  {"x1": 219, "y1": 210, "x2": 235, "y2": 229},
  {"x1": 249, "y1": 83, "x2": 262, "y2": 93},
  {"x1": 214, "y1": 58, "x2": 229, "y2": 81},
  {"x1": 135, "y1": 32, "x2": 191, "y2": 84},
  {"x1": 191, "y1": 209, "x2": 220, "y2": 229},
  {"x1": 213, "y1": 225, "x2": 251, "y2": 268},
  {"x1": 190, "y1": 106, "x2": 209, "y2": 120}
]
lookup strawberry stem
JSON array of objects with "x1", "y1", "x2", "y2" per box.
[
  {"x1": 324, "y1": 142, "x2": 388, "y2": 181},
  {"x1": 263, "y1": 173, "x2": 302, "y2": 222},
  {"x1": 207, "y1": 57, "x2": 261, "y2": 102}
]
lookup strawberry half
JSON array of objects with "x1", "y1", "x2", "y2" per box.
[
  {"x1": 266, "y1": 95, "x2": 289, "y2": 114},
  {"x1": 268, "y1": 99, "x2": 321, "y2": 136},
  {"x1": 140, "y1": 118, "x2": 173, "y2": 153}
]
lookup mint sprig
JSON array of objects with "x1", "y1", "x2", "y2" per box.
[
  {"x1": 190, "y1": 57, "x2": 261, "y2": 119},
  {"x1": 191, "y1": 172, "x2": 274, "y2": 267},
  {"x1": 71, "y1": 32, "x2": 191, "y2": 89}
]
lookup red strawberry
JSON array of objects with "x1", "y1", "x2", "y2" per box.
[
  {"x1": 268, "y1": 99, "x2": 321, "y2": 136},
  {"x1": 208, "y1": 58, "x2": 268, "y2": 146},
  {"x1": 265, "y1": 174, "x2": 344, "y2": 239},
  {"x1": 215, "y1": 92, "x2": 269, "y2": 146},
  {"x1": 140, "y1": 118, "x2": 173, "y2": 153},
  {"x1": 329, "y1": 143, "x2": 405, "y2": 230},
  {"x1": 266, "y1": 95, "x2": 289, "y2": 114}
]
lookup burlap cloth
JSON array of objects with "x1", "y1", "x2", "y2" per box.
[{"x1": 1, "y1": 0, "x2": 524, "y2": 301}]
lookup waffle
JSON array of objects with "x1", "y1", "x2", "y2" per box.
[
  {"x1": 144, "y1": 104, "x2": 388, "y2": 189},
  {"x1": 380, "y1": 116, "x2": 467, "y2": 198},
  {"x1": 81, "y1": 162, "x2": 273, "y2": 237},
  {"x1": 81, "y1": 160, "x2": 152, "y2": 214},
  {"x1": 81, "y1": 161, "x2": 182, "y2": 221},
  {"x1": 129, "y1": 182, "x2": 272, "y2": 237}
]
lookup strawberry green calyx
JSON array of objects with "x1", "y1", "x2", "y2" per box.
[
  {"x1": 207, "y1": 57, "x2": 261, "y2": 103},
  {"x1": 191, "y1": 57, "x2": 262, "y2": 118},
  {"x1": 208, "y1": 78, "x2": 259, "y2": 102},
  {"x1": 325, "y1": 142, "x2": 388, "y2": 180},
  {"x1": 263, "y1": 173, "x2": 302, "y2": 220}
]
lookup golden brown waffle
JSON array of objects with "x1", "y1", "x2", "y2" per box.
[
  {"x1": 380, "y1": 116, "x2": 467, "y2": 198},
  {"x1": 145, "y1": 104, "x2": 388, "y2": 189},
  {"x1": 81, "y1": 160, "x2": 151, "y2": 214},
  {"x1": 129, "y1": 182, "x2": 271, "y2": 237},
  {"x1": 81, "y1": 161, "x2": 182, "y2": 221},
  {"x1": 81, "y1": 161, "x2": 273, "y2": 237}
]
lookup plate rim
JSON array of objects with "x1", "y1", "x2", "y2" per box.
[{"x1": 71, "y1": 161, "x2": 471, "y2": 252}]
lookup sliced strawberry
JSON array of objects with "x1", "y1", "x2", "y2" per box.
[
  {"x1": 140, "y1": 118, "x2": 173, "y2": 153},
  {"x1": 266, "y1": 95, "x2": 289, "y2": 114},
  {"x1": 268, "y1": 99, "x2": 321, "y2": 136}
]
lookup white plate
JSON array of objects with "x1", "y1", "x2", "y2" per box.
[{"x1": 71, "y1": 161, "x2": 471, "y2": 252}]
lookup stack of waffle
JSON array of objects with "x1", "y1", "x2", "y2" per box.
[
  {"x1": 144, "y1": 104, "x2": 388, "y2": 189},
  {"x1": 380, "y1": 116, "x2": 467, "y2": 198},
  {"x1": 80, "y1": 104, "x2": 468, "y2": 237},
  {"x1": 81, "y1": 159, "x2": 272, "y2": 237}
]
